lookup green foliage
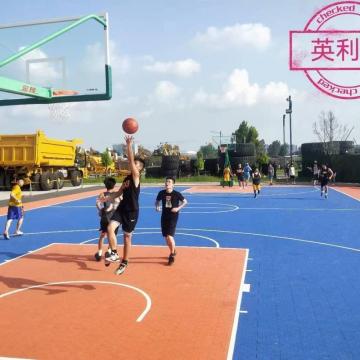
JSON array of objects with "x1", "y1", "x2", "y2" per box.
[
  {"x1": 234, "y1": 121, "x2": 249, "y2": 143},
  {"x1": 257, "y1": 153, "x2": 269, "y2": 168},
  {"x1": 268, "y1": 140, "x2": 281, "y2": 156},
  {"x1": 101, "y1": 150, "x2": 113, "y2": 169},
  {"x1": 279, "y1": 143, "x2": 289, "y2": 156},
  {"x1": 194, "y1": 151, "x2": 205, "y2": 173},
  {"x1": 246, "y1": 126, "x2": 259, "y2": 143},
  {"x1": 255, "y1": 139, "x2": 266, "y2": 156},
  {"x1": 198, "y1": 143, "x2": 217, "y2": 158}
]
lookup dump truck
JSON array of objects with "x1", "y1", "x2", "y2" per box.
[{"x1": 0, "y1": 130, "x2": 86, "y2": 190}]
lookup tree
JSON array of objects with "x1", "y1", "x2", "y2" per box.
[
  {"x1": 194, "y1": 151, "x2": 204, "y2": 175},
  {"x1": 101, "y1": 150, "x2": 113, "y2": 174},
  {"x1": 199, "y1": 143, "x2": 217, "y2": 158},
  {"x1": 138, "y1": 145, "x2": 152, "y2": 159},
  {"x1": 246, "y1": 126, "x2": 259, "y2": 144},
  {"x1": 234, "y1": 121, "x2": 249, "y2": 143},
  {"x1": 313, "y1": 111, "x2": 354, "y2": 155},
  {"x1": 268, "y1": 140, "x2": 281, "y2": 156},
  {"x1": 279, "y1": 143, "x2": 289, "y2": 156}
]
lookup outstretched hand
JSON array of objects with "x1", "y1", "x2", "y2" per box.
[{"x1": 124, "y1": 135, "x2": 134, "y2": 146}]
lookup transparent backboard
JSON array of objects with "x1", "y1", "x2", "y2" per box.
[{"x1": 0, "y1": 13, "x2": 111, "y2": 105}]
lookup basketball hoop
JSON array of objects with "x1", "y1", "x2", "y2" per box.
[{"x1": 48, "y1": 89, "x2": 78, "y2": 122}]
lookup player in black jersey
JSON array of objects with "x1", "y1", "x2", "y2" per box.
[
  {"x1": 155, "y1": 177, "x2": 188, "y2": 265},
  {"x1": 319, "y1": 164, "x2": 333, "y2": 199},
  {"x1": 103, "y1": 135, "x2": 145, "y2": 275}
]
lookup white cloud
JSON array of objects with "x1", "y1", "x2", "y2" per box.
[
  {"x1": 139, "y1": 109, "x2": 154, "y2": 118},
  {"x1": 193, "y1": 23, "x2": 271, "y2": 50},
  {"x1": 83, "y1": 41, "x2": 130, "y2": 74},
  {"x1": 20, "y1": 48, "x2": 62, "y2": 85},
  {"x1": 144, "y1": 58, "x2": 201, "y2": 77},
  {"x1": 153, "y1": 81, "x2": 181, "y2": 103},
  {"x1": 194, "y1": 68, "x2": 305, "y2": 108}
]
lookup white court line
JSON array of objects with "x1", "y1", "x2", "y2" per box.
[
  {"x1": 0, "y1": 280, "x2": 151, "y2": 322},
  {"x1": 137, "y1": 227, "x2": 360, "y2": 253},
  {"x1": 22, "y1": 228, "x2": 97, "y2": 236},
  {"x1": 182, "y1": 188, "x2": 319, "y2": 197},
  {"x1": 331, "y1": 187, "x2": 360, "y2": 203},
  {"x1": 80, "y1": 232, "x2": 220, "y2": 248},
  {"x1": 8, "y1": 226, "x2": 360, "y2": 253},
  {"x1": 0, "y1": 192, "x2": 100, "y2": 218},
  {"x1": 13, "y1": 226, "x2": 360, "y2": 253},
  {"x1": 134, "y1": 231, "x2": 220, "y2": 248},
  {"x1": 50, "y1": 202, "x2": 240, "y2": 214},
  {"x1": 0, "y1": 243, "x2": 54, "y2": 267},
  {"x1": 237, "y1": 207, "x2": 360, "y2": 211},
  {"x1": 227, "y1": 248, "x2": 249, "y2": 360},
  {"x1": 0, "y1": 357, "x2": 35, "y2": 360},
  {"x1": 80, "y1": 237, "x2": 100, "y2": 245}
]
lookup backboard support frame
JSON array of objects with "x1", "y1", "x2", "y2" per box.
[{"x1": 0, "y1": 13, "x2": 112, "y2": 106}]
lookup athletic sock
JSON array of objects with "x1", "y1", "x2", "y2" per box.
[{"x1": 98, "y1": 250, "x2": 103, "y2": 256}]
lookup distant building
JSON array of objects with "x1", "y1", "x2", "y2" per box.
[{"x1": 112, "y1": 144, "x2": 124, "y2": 156}]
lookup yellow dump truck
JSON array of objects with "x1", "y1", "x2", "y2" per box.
[{"x1": 0, "y1": 131, "x2": 86, "y2": 190}]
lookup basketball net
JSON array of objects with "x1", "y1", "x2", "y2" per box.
[{"x1": 48, "y1": 89, "x2": 78, "y2": 122}]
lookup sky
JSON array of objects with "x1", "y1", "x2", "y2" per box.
[{"x1": 0, "y1": 0, "x2": 360, "y2": 152}]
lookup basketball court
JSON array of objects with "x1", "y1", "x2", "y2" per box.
[{"x1": 1, "y1": 11, "x2": 360, "y2": 360}]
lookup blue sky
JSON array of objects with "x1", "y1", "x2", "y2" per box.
[{"x1": 0, "y1": 0, "x2": 359, "y2": 152}]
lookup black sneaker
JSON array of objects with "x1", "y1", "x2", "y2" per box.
[
  {"x1": 3, "y1": 233, "x2": 10, "y2": 240},
  {"x1": 168, "y1": 253, "x2": 175, "y2": 266},
  {"x1": 114, "y1": 261, "x2": 128, "y2": 275},
  {"x1": 94, "y1": 252, "x2": 102, "y2": 262}
]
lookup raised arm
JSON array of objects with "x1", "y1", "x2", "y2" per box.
[{"x1": 125, "y1": 135, "x2": 140, "y2": 187}]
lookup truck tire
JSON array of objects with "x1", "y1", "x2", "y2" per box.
[
  {"x1": 0, "y1": 169, "x2": 5, "y2": 190},
  {"x1": 40, "y1": 172, "x2": 53, "y2": 191},
  {"x1": 70, "y1": 170, "x2": 82, "y2": 186},
  {"x1": 53, "y1": 172, "x2": 65, "y2": 189},
  {"x1": 31, "y1": 173, "x2": 41, "y2": 191}
]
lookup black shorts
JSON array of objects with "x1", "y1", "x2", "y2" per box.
[
  {"x1": 237, "y1": 175, "x2": 244, "y2": 182},
  {"x1": 99, "y1": 217, "x2": 119, "y2": 235},
  {"x1": 111, "y1": 209, "x2": 139, "y2": 233},
  {"x1": 321, "y1": 178, "x2": 329, "y2": 187},
  {"x1": 161, "y1": 215, "x2": 178, "y2": 237}
]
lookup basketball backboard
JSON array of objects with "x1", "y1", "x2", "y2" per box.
[{"x1": 0, "y1": 13, "x2": 111, "y2": 105}]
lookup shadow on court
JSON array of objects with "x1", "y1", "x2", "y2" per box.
[{"x1": 0, "y1": 275, "x2": 95, "y2": 296}]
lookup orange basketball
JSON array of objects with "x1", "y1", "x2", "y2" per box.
[{"x1": 122, "y1": 117, "x2": 139, "y2": 134}]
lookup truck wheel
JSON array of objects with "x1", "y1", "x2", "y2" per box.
[
  {"x1": 31, "y1": 173, "x2": 41, "y2": 191},
  {"x1": 40, "y1": 172, "x2": 53, "y2": 191},
  {"x1": 53, "y1": 172, "x2": 65, "y2": 189},
  {"x1": 70, "y1": 170, "x2": 82, "y2": 186},
  {"x1": 0, "y1": 169, "x2": 5, "y2": 191}
]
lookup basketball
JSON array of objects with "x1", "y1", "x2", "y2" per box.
[{"x1": 122, "y1": 117, "x2": 138, "y2": 134}]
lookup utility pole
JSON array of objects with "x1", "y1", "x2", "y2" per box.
[
  {"x1": 282, "y1": 114, "x2": 286, "y2": 145},
  {"x1": 286, "y1": 96, "x2": 293, "y2": 164}
]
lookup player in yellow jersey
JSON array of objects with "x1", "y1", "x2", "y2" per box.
[{"x1": 3, "y1": 179, "x2": 25, "y2": 240}]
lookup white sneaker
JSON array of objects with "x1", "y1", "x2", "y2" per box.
[
  {"x1": 105, "y1": 251, "x2": 120, "y2": 263},
  {"x1": 15, "y1": 231, "x2": 24, "y2": 236}
]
